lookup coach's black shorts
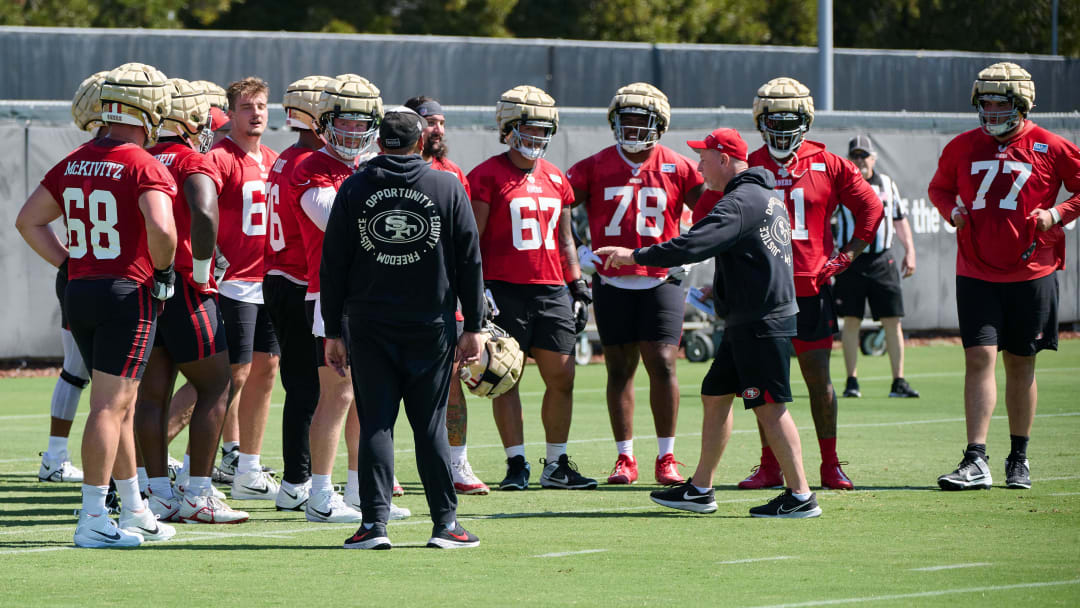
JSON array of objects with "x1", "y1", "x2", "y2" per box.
[
  {"x1": 66, "y1": 278, "x2": 157, "y2": 380},
  {"x1": 220, "y1": 295, "x2": 280, "y2": 365},
  {"x1": 154, "y1": 281, "x2": 227, "y2": 364},
  {"x1": 592, "y1": 279, "x2": 684, "y2": 346},
  {"x1": 795, "y1": 284, "x2": 838, "y2": 343},
  {"x1": 833, "y1": 251, "x2": 905, "y2": 320},
  {"x1": 307, "y1": 299, "x2": 349, "y2": 368},
  {"x1": 486, "y1": 281, "x2": 576, "y2": 355},
  {"x1": 702, "y1": 315, "x2": 796, "y2": 409},
  {"x1": 957, "y1": 274, "x2": 1058, "y2": 356}
]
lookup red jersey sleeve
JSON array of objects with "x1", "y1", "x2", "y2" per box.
[
  {"x1": 833, "y1": 155, "x2": 883, "y2": 244},
  {"x1": 1051, "y1": 134, "x2": 1080, "y2": 225},
  {"x1": 928, "y1": 137, "x2": 963, "y2": 220}
]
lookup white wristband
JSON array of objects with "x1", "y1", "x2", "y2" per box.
[
  {"x1": 1049, "y1": 207, "x2": 1062, "y2": 225},
  {"x1": 951, "y1": 206, "x2": 964, "y2": 220},
  {"x1": 192, "y1": 257, "x2": 212, "y2": 284}
]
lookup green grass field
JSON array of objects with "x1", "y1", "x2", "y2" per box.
[{"x1": 2, "y1": 341, "x2": 1079, "y2": 607}]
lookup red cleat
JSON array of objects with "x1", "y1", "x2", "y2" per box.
[
  {"x1": 737, "y1": 464, "x2": 784, "y2": 489},
  {"x1": 820, "y1": 461, "x2": 854, "y2": 490},
  {"x1": 606, "y1": 454, "x2": 638, "y2": 484},
  {"x1": 654, "y1": 453, "x2": 686, "y2": 485},
  {"x1": 392, "y1": 475, "x2": 405, "y2": 497}
]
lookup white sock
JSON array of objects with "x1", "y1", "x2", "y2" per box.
[
  {"x1": 311, "y1": 473, "x2": 332, "y2": 494},
  {"x1": 346, "y1": 469, "x2": 359, "y2": 495},
  {"x1": 792, "y1": 491, "x2": 812, "y2": 501},
  {"x1": 222, "y1": 441, "x2": 239, "y2": 453},
  {"x1": 237, "y1": 452, "x2": 260, "y2": 475},
  {"x1": 81, "y1": 484, "x2": 108, "y2": 516},
  {"x1": 450, "y1": 445, "x2": 467, "y2": 464},
  {"x1": 115, "y1": 476, "x2": 142, "y2": 512},
  {"x1": 545, "y1": 443, "x2": 567, "y2": 463},
  {"x1": 187, "y1": 476, "x2": 212, "y2": 496},
  {"x1": 181, "y1": 454, "x2": 191, "y2": 476},
  {"x1": 47, "y1": 436, "x2": 68, "y2": 460},
  {"x1": 657, "y1": 437, "x2": 675, "y2": 457},
  {"x1": 505, "y1": 444, "x2": 525, "y2": 460},
  {"x1": 444, "y1": 520, "x2": 456, "y2": 531},
  {"x1": 615, "y1": 440, "x2": 633, "y2": 457},
  {"x1": 693, "y1": 483, "x2": 712, "y2": 494},
  {"x1": 136, "y1": 467, "x2": 149, "y2": 493},
  {"x1": 148, "y1": 477, "x2": 173, "y2": 499}
]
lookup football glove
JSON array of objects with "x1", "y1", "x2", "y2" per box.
[
  {"x1": 213, "y1": 247, "x2": 230, "y2": 284},
  {"x1": 665, "y1": 264, "x2": 690, "y2": 285},
  {"x1": 815, "y1": 251, "x2": 852, "y2": 287},
  {"x1": 577, "y1": 245, "x2": 602, "y2": 275},
  {"x1": 568, "y1": 278, "x2": 592, "y2": 335},
  {"x1": 151, "y1": 264, "x2": 176, "y2": 302},
  {"x1": 484, "y1": 288, "x2": 499, "y2": 322}
]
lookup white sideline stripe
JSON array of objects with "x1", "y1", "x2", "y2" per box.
[
  {"x1": 718, "y1": 556, "x2": 797, "y2": 565},
  {"x1": 1048, "y1": 492, "x2": 1080, "y2": 496},
  {"x1": 910, "y1": 562, "x2": 990, "y2": 571},
  {"x1": 533, "y1": 549, "x2": 609, "y2": 558},
  {"x1": 745, "y1": 578, "x2": 1080, "y2": 608}
]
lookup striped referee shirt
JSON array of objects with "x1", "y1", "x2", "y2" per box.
[{"x1": 835, "y1": 171, "x2": 905, "y2": 255}]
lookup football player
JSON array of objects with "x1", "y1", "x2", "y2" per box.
[
  {"x1": 37, "y1": 70, "x2": 108, "y2": 485},
  {"x1": 568, "y1": 83, "x2": 703, "y2": 485},
  {"x1": 743, "y1": 77, "x2": 882, "y2": 491},
  {"x1": 17, "y1": 63, "x2": 179, "y2": 547},
  {"x1": 929, "y1": 63, "x2": 1080, "y2": 491},
  {"x1": 204, "y1": 77, "x2": 282, "y2": 501},
  {"x1": 191, "y1": 80, "x2": 231, "y2": 146},
  {"x1": 467, "y1": 85, "x2": 597, "y2": 491},
  {"x1": 136, "y1": 78, "x2": 248, "y2": 524},
  {"x1": 262, "y1": 75, "x2": 334, "y2": 512},
  {"x1": 294, "y1": 76, "x2": 409, "y2": 522},
  {"x1": 404, "y1": 94, "x2": 488, "y2": 495}
]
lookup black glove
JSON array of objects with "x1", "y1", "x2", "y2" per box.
[
  {"x1": 568, "y1": 278, "x2": 592, "y2": 335},
  {"x1": 213, "y1": 247, "x2": 230, "y2": 284},
  {"x1": 151, "y1": 264, "x2": 176, "y2": 303},
  {"x1": 483, "y1": 289, "x2": 499, "y2": 323}
]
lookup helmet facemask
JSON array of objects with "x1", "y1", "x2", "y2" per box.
[
  {"x1": 977, "y1": 94, "x2": 1022, "y2": 137},
  {"x1": 509, "y1": 119, "x2": 555, "y2": 160},
  {"x1": 321, "y1": 112, "x2": 377, "y2": 162},
  {"x1": 614, "y1": 107, "x2": 661, "y2": 154},
  {"x1": 759, "y1": 111, "x2": 808, "y2": 160}
]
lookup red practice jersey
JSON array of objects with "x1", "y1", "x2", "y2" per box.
[
  {"x1": 206, "y1": 137, "x2": 278, "y2": 283},
  {"x1": 929, "y1": 121, "x2": 1080, "y2": 282},
  {"x1": 568, "y1": 145, "x2": 702, "y2": 279},
  {"x1": 691, "y1": 188, "x2": 723, "y2": 225},
  {"x1": 41, "y1": 138, "x2": 177, "y2": 286},
  {"x1": 468, "y1": 154, "x2": 575, "y2": 285},
  {"x1": 265, "y1": 144, "x2": 317, "y2": 283},
  {"x1": 431, "y1": 156, "x2": 471, "y2": 199},
  {"x1": 292, "y1": 149, "x2": 353, "y2": 295},
  {"x1": 149, "y1": 141, "x2": 223, "y2": 293},
  {"x1": 748, "y1": 140, "x2": 882, "y2": 296}
]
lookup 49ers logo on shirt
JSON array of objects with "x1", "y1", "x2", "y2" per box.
[
  {"x1": 742, "y1": 387, "x2": 761, "y2": 399},
  {"x1": 357, "y1": 187, "x2": 442, "y2": 267},
  {"x1": 371, "y1": 210, "x2": 429, "y2": 244}
]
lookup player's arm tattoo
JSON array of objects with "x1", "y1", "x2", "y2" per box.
[{"x1": 558, "y1": 206, "x2": 581, "y2": 281}]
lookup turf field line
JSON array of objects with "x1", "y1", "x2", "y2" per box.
[
  {"x1": 909, "y1": 562, "x2": 990, "y2": 571},
  {"x1": 1035, "y1": 475, "x2": 1080, "y2": 481},
  {"x1": 1048, "y1": 492, "x2": 1080, "y2": 496},
  {"x1": 744, "y1": 578, "x2": 1080, "y2": 608},
  {"x1": 717, "y1": 556, "x2": 797, "y2": 565},
  {"x1": 532, "y1": 549, "x2": 609, "y2": 558}
]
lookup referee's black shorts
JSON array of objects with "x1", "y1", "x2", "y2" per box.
[{"x1": 833, "y1": 251, "x2": 904, "y2": 320}]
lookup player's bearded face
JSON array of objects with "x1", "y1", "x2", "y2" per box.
[
  {"x1": 232, "y1": 93, "x2": 268, "y2": 137},
  {"x1": 422, "y1": 114, "x2": 447, "y2": 159}
]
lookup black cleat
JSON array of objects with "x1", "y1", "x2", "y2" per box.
[
  {"x1": 749, "y1": 488, "x2": 822, "y2": 518},
  {"x1": 498, "y1": 455, "x2": 530, "y2": 491},
  {"x1": 343, "y1": 523, "x2": 391, "y2": 550},
  {"x1": 650, "y1": 479, "x2": 717, "y2": 514},
  {"x1": 938, "y1": 451, "x2": 992, "y2": 490},
  {"x1": 1005, "y1": 457, "x2": 1031, "y2": 489},
  {"x1": 427, "y1": 523, "x2": 479, "y2": 549},
  {"x1": 842, "y1": 377, "x2": 861, "y2": 398},
  {"x1": 539, "y1": 454, "x2": 597, "y2": 490},
  {"x1": 889, "y1": 377, "x2": 919, "y2": 398}
]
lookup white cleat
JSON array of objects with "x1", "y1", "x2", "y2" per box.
[
  {"x1": 232, "y1": 469, "x2": 280, "y2": 500},
  {"x1": 344, "y1": 487, "x2": 411, "y2": 520},
  {"x1": 452, "y1": 459, "x2": 490, "y2": 495},
  {"x1": 119, "y1": 501, "x2": 177, "y2": 541},
  {"x1": 146, "y1": 487, "x2": 183, "y2": 522},
  {"x1": 166, "y1": 455, "x2": 183, "y2": 481},
  {"x1": 175, "y1": 473, "x2": 226, "y2": 501},
  {"x1": 39, "y1": 452, "x2": 83, "y2": 482},
  {"x1": 276, "y1": 480, "x2": 311, "y2": 511},
  {"x1": 306, "y1": 488, "x2": 363, "y2": 523},
  {"x1": 73, "y1": 512, "x2": 142, "y2": 548},
  {"x1": 179, "y1": 492, "x2": 249, "y2": 524}
]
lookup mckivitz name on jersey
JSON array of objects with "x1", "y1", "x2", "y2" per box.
[
  {"x1": 357, "y1": 187, "x2": 442, "y2": 266},
  {"x1": 64, "y1": 160, "x2": 125, "y2": 180}
]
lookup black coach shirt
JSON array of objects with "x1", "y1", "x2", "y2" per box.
[
  {"x1": 320, "y1": 153, "x2": 485, "y2": 337},
  {"x1": 634, "y1": 167, "x2": 797, "y2": 328}
]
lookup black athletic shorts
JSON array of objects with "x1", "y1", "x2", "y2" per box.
[
  {"x1": 154, "y1": 281, "x2": 227, "y2": 364},
  {"x1": 795, "y1": 283, "x2": 838, "y2": 343},
  {"x1": 833, "y1": 251, "x2": 905, "y2": 320},
  {"x1": 307, "y1": 299, "x2": 349, "y2": 368},
  {"x1": 220, "y1": 295, "x2": 280, "y2": 365},
  {"x1": 957, "y1": 273, "x2": 1058, "y2": 356},
  {"x1": 55, "y1": 266, "x2": 69, "y2": 330},
  {"x1": 592, "y1": 279, "x2": 684, "y2": 346},
  {"x1": 701, "y1": 315, "x2": 796, "y2": 409},
  {"x1": 485, "y1": 281, "x2": 576, "y2": 355},
  {"x1": 66, "y1": 278, "x2": 157, "y2": 380}
]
